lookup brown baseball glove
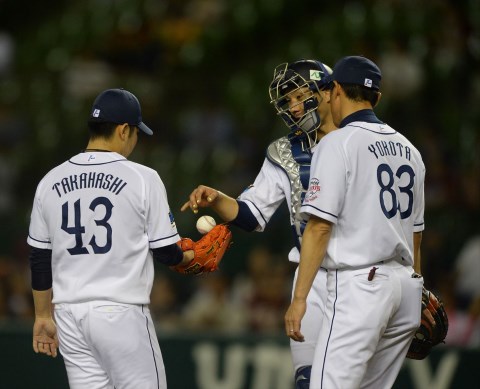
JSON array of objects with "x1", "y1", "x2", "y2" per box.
[
  {"x1": 171, "y1": 224, "x2": 233, "y2": 275},
  {"x1": 406, "y1": 287, "x2": 449, "y2": 360}
]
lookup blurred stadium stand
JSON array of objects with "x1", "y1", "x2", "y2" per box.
[{"x1": 0, "y1": 0, "x2": 479, "y2": 387}]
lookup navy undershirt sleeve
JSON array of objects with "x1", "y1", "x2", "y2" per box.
[
  {"x1": 29, "y1": 247, "x2": 53, "y2": 291},
  {"x1": 152, "y1": 243, "x2": 184, "y2": 266},
  {"x1": 230, "y1": 200, "x2": 259, "y2": 232}
]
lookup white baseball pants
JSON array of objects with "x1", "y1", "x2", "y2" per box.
[
  {"x1": 310, "y1": 261, "x2": 423, "y2": 389},
  {"x1": 55, "y1": 301, "x2": 167, "y2": 389}
]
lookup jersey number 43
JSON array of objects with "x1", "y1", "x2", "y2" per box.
[{"x1": 61, "y1": 197, "x2": 113, "y2": 255}]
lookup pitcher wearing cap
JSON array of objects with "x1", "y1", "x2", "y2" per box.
[
  {"x1": 27, "y1": 88, "x2": 195, "y2": 388},
  {"x1": 285, "y1": 56, "x2": 426, "y2": 388}
]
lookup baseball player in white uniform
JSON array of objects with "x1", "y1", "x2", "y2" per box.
[
  {"x1": 285, "y1": 56, "x2": 426, "y2": 388},
  {"x1": 181, "y1": 60, "x2": 336, "y2": 388},
  {"x1": 28, "y1": 88, "x2": 195, "y2": 389}
]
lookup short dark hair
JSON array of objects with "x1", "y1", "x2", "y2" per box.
[
  {"x1": 87, "y1": 121, "x2": 137, "y2": 141},
  {"x1": 339, "y1": 83, "x2": 380, "y2": 107},
  {"x1": 87, "y1": 120, "x2": 117, "y2": 140}
]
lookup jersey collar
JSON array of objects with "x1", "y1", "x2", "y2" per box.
[
  {"x1": 339, "y1": 109, "x2": 383, "y2": 128},
  {"x1": 70, "y1": 151, "x2": 126, "y2": 165}
]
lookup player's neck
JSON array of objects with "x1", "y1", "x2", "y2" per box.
[
  {"x1": 84, "y1": 148, "x2": 112, "y2": 152},
  {"x1": 319, "y1": 120, "x2": 337, "y2": 136},
  {"x1": 85, "y1": 139, "x2": 118, "y2": 153},
  {"x1": 340, "y1": 100, "x2": 373, "y2": 121}
]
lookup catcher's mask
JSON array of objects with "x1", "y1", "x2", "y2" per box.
[{"x1": 269, "y1": 59, "x2": 332, "y2": 150}]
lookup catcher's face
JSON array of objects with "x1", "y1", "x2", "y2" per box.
[
  {"x1": 269, "y1": 64, "x2": 326, "y2": 150},
  {"x1": 284, "y1": 86, "x2": 316, "y2": 120},
  {"x1": 272, "y1": 85, "x2": 320, "y2": 126},
  {"x1": 270, "y1": 65, "x2": 319, "y2": 125}
]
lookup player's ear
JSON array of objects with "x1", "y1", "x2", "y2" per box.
[
  {"x1": 373, "y1": 92, "x2": 382, "y2": 108},
  {"x1": 331, "y1": 81, "x2": 341, "y2": 100},
  {"x1": 117, "y1": 123, "x2": 130, "y2": 141},
  {"x1": 332, "y1": 81, "x2": 338, "y2": 95},
  {"x1": 321, "y1": 89, "x2": 331, "y2": 104}
]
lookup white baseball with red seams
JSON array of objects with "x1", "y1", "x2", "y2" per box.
[{"x1": 196, "y1": 215, "x2": 216, "y2": 234}]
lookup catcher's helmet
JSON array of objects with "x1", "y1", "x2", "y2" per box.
[{"x1": 269, "y1": 59, "x2": 332, "y2": 150}]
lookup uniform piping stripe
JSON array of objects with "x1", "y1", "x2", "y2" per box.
[
  {"x1": 142, "y1": 305, "x2": 160, "y2": 389},
  {"x1": 28, "y1": 235, "x2": 51, "y2": 244},
  {"x1": 68, "y1": 159, "x2": 127, "y2": 166},
  {"x1": 149, "y1": 233, "x2": 179, "y2": 243},
  {"x1": 348, "y1": 124, "x2": 397, "y2": 135},
  {"x1": 414, "y1": 222, "x2": 424, "y2": 227},
  {"x1": 301, "y1": 204, "x2": 338, "y2": 219},
  {"x1": 321, "y1": 270, "x2": 338, "y2": 388}
]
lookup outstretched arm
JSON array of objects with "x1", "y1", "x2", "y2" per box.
[{"x1": 181, "y1": 185, "x2": 239, "y2": 222}]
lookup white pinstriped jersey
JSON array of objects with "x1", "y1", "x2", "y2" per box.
[
  {"x1": 301, "y1": 121, "x2": 425, "y2": 269},
  {"x1": 27, "y1": 151, "x2": 179, "y2": 304},
  {"x1": 237, "y1": 143, "x2": 319, "y2": 263}
]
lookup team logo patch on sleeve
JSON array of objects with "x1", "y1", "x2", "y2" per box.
[{"x1": 305, "y1": 177, "x2": 321, "y2": 202}]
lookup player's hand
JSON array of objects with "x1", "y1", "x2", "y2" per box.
[
  {"x1": 423, "y1": 306, "x2": 436, "y2": 326},
  {"x1": 181, "y1": 185, "x2": 220, "y2": 214},
  {"x1": 420, "y1": 287, "x2": 438, "y2": 327},
  {"x1": 33, "y1": 317, "x2": 59, "y2": 358},
  {"x1": 285, "y1": 297, "x2": 306, "y2": 342}
]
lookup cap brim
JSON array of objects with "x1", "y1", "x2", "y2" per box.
[{"x1": 138, "y1": 122, "x2": 153, "y2": 135}]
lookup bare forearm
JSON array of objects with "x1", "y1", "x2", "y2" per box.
[
  {"x1": 413, "y1": 232, "x2": 422, "y2": 274},
  {"x1": 210, "y1": 191, "x2": 239, "y2": 222},
  {"x1": 32, "y1": 289, "x2": 53, "y2": 318},
  {"x1": 294, "y1": 217, "x2": 332, "y2": 301}
]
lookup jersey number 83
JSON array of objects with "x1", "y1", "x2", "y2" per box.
[{"x1": 376, "y1": 163, "x2": 415, "y2": 220}]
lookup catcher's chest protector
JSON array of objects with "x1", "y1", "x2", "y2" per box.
[{"x1": 267, "y1": 136, "x2": 311, "y2": 248}]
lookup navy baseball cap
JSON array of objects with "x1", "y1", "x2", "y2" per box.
[
  {"x1": 332, "y1": 56, "x2": 381, "y2": 90},
  {"x1": 90, "y1": 88, "x2": 153, "y2": 135}
]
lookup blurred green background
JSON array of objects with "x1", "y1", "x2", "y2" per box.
[{"x1": 0, "y1": 0, "x2": 479, "y2": 387}]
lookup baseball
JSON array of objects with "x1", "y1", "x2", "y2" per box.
[{"x1": 196, "y1": 215, "x2": 216, "y2": 234}]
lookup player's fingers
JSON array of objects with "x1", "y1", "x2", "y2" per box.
[
  {"x1": 423, "y1": 308, "x2": 436, "y2": 326},
  {"x1": 289, "y1": 330, "x2": 305, "y2": 342},
  {"x1": 180, "y1": 201, "x2": 191, "y2": 212},
  {"x1": 38, "y1": 341, "x2": 47, "y2": 355},
  {"x1": 194, "y1": 187, "x2": 209, "y2": 205},
  {"x1": 205, "y1": 189, "x2": 219, "y2": 203},
  {"x1": 285, "y1": 301, "x2": 306, "y2": 342},
  {"x1": 285, "y1": 321, "x2": 304, "y2": 342},
  {"x1": 33, "y1": 340, "x2": 39, "y2": 353},
  {"x1": 182, "y1": 191, "x2": 202, "y2": 213},
  {"x1": 285, "y1": 317, "x2": 297, "y2": 337},
  {"x1": 48, "y1": 342, "x2": 58, "y2": 358},
  {"x1": 180, "y1": 186, "x2": 217, "y2": 213}
]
